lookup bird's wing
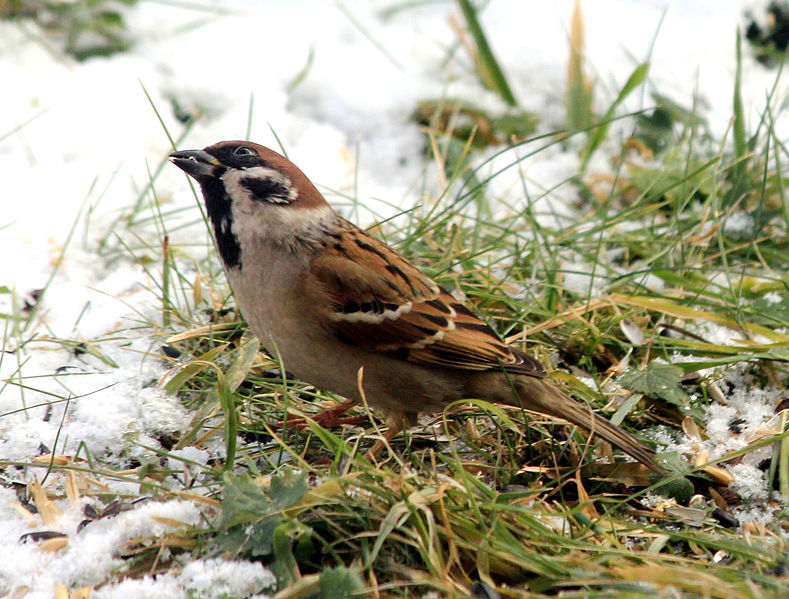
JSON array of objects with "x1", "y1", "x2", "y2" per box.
[{"x1": 309, "y1": 226, "x2": 545, "y2": 377}]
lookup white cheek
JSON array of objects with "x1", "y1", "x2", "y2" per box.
[
  {"x1": 219, "y1": 162, "x2": 337, "y2": 249},
  {"x1": 276, "y1": 204, "x2": 335, "y2": 230},
  {"x1": 221, "y1": 167, "x2": 297, "y2": 204}
]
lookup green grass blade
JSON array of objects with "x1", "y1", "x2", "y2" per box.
[
  {"x1": 456, "y1": 0, "x2": 517, "y2": 106},
  {"x1": 581, "y1": 62, "x2": 650, "y2": 170}
]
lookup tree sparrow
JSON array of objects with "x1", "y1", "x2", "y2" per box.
[{"x1": 170, "y1": 141, "x2": 660, "y2": 471}]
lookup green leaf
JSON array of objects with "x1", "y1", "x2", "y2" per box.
[
  {"x1": 213, "y1": 518, "x2": 280, "y2": 558},
  {"x1": 221, "y1": 473, "x2": 271, "y2": 528},
  {"x1": 216, "y1": 471, "x2": 310, "y2": 559},
  {"x1": 653, "y1": 475, "x2": 695, "y2": 503},
  {"x1": 272, "y1": 520, "x2": 313, "y2": 585},
  {"x1": 649, "y1": 452, "x2": 695, "y2": 503},
  {"x1": 221, "y1": 470, "x2": 308, "y2": 528},
  {"x1": 619, "y1": 362, "x2": 689, "y2": 408},
  {"x1": 269, "y1": 469, "x2": 310, "y2": 510},
  {"x1": 318, "y1": 566, "x2": 365, "y2": 598}
]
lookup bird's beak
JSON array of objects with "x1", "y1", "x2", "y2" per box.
[{"x1": 169, "y1": 149, "x2": 222, "y2": 178}]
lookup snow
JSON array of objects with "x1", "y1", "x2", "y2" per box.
[
  {"x1": 1, "y1": 0, "x2": 787, "y2": 595},
  {"x1": 0, "y1": 495, "x2": 206, "y2": 597}
]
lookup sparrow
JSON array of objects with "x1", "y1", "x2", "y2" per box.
[{"x1": 170, "y1": 140, "x2": 660, "y2": 471}]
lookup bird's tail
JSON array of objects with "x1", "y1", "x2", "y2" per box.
[{"x1": 512, "y1": 377, "x2": 661, "y2": 472}]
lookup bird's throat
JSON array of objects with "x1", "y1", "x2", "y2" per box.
[{"x1": 201, "y1": 178, "x2": 242, "y2": 270}]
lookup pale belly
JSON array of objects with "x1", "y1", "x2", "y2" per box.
[{"x1": 228, "y1": 264, "x2": 466, "y2": 414}]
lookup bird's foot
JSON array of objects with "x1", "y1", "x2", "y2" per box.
[
  {"x1": 285, "y1": 399, "x2": 362, "y2": 430},
  {"x1": 365, "y1": 413, "x2": 406, "y2": 460}
]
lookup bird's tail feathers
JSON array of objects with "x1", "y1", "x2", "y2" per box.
[{"x1": 513, "y1": 377, "x2": 661, "y2": 472}]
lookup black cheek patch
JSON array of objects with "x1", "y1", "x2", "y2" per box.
[
  {"x1": 201, "y1": 178, "x2": 242, "y2": 269},
  {"x1": 240, "y1": 176, "x2": 291, "y2": 203}
]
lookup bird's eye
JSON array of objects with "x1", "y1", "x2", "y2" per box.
[{"x1": 233, "y1": 146, "x2": 255, "y2": 157}]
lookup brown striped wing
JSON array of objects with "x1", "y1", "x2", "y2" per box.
[{"x1": 309, "y1": 224, "x2": 544, "y2": 376}]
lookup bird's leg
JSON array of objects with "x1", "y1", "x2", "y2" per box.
[
  {"x1": 285, "y1": 398, "x2": 363, "y2": 430},
  {"x1": 366, "y1": 413, "x2": 406, "y2": 460}
]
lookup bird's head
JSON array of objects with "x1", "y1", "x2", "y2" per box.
[
  {"x1": 170, "y1": 140, "x2": 328, "y2": 208},
  {"x1": 170, "y1": 140, "x2": 334, "y2": 267}
]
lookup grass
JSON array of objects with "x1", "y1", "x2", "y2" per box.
[
  {"x1": 0, "y1": 0, "x2": 137, "y2": 61},
  {"x1": 3, "y1": 3, "x2": 789, "y2": 598}
]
